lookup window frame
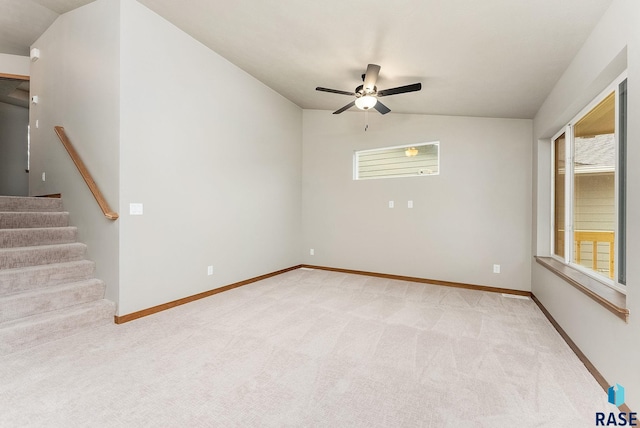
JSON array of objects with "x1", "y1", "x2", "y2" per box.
[
  {"x1": 550, "y1": 131, "x2": 568, "y2": 259},
  {"x1": 550, "y1": 71, "x2": 627, "y2": 293},
  {"x1": 617, "y1": 78, "x2": 627, "y2": 285},
  {"x1": 353, "y1": 141, "x2": 440, "y2": 181}
]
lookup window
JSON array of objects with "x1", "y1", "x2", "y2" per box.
[
  {"x1": 551, "y1": 73, "x2": 627, "y2": 289},
  {"x1": 553, "y1": 132, "x2": 566, "y2": 259},
  {"x1": 354, "y1": 141, "x2": 439, "y2": 180}
]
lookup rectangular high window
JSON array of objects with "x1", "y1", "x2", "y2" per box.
[
  {"x1": 354, "y1": 141, "x2": 439, "y2": 180},
  {"x1": 551, "y1": 73, "x2": 626, "y2": 289}
]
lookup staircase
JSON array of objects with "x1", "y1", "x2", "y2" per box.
[{"x1": 0, "y1": 196, "x2": 115, "y2": 355}]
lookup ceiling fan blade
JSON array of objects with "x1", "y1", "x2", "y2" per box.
[
  {"x1": 377, "y1": 83, "x2": 422, "y2": 97},
  {"x1": 316, "y1": 87, "x2": 356, "y2": 96},
  {"x1": 373, "y1": 100, "x2": 391, "y2": 115},
  {"x1": 333, "y1": 101, "x2": 356, "y2": 114},
  {"x1": 363, "y1": 64, "x2": 381, "y2": 92}
]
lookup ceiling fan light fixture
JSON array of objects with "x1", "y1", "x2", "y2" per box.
[{"x1": 355, "y1": 95, "x2": 377, "y2": 110}]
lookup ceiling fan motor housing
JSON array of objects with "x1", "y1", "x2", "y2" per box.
[{"x1": 355, "y1": 84, "x2": 377, "y2": 97}]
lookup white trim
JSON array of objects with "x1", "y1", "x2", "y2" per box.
[
  {"x1": 352, "y1": 150, "x2": 359, "y2": 180},
  {"x1": 355, "y1": 140, "x2": 440, "y2": 154},
  {"x1": 550, "y1": 128, "x2": 567, "y2": 260},
  {"x1": 565, "y1": 124, "x2": 573, "y2": 266},
  {"x1": 614, "y1": 81, "x2": 621, "y2": 288}
]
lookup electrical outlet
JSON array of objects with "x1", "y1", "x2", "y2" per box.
[
  {"x1": 408, "y1": 200, "x2": 414, "y2": 208},
  {"x1": 388, "y1": 201, "x2": 394, "y2": 208},
  {"x1": 493, "y1": 264, "x2": 501, "y2": 274},
  {"x1": 310, "y1": 248, "x2": 314, "y2": 256},
  {"x1": 41, "y1": 172, "x2": 45, "y2": 182},
  {"x1": 207, "y1": 266, "x2": 213, "y2": 275}
]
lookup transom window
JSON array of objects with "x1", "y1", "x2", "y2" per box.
[
  {"x1": 354, "y1": 141, "x2": 440, "y2": 180},
  {"x1": 551, "y1": 72, "x2": 627, "y2": 289}
]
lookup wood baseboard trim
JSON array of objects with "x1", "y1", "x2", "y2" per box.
[
  {"x1": 531, "y1": 294, "x2": 632, "y2": 413},
  {"x1": 34, "y1": 193, "x2": 62, "y2": 198},
  {"x1": 114, "y1": 265, "x2": 302, "y2": 324},
  {"x1": 301, "y1": 264, "x2": 531, "y2": 297}
]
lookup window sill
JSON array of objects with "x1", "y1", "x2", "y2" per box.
[{"x1": 535, "y1": 256, "x2": 628, "y2": 322}]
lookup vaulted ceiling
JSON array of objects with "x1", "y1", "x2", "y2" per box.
[{"x1": 0, "y1": 0, "x2": 614, "y2": 118}]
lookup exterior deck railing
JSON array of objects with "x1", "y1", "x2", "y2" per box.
[{"x1": 574, "y1": 230, "x2": 614, "y2": 279}]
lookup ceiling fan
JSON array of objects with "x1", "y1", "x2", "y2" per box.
[{"x1": 316, "y1": 64, "x2": 422, "y2": 115}]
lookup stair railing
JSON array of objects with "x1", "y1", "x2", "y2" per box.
[{"x1": 54, "y1": 126, "x2": 119, "y2": 220}]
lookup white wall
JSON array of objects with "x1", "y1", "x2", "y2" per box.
[
  {"x1": 532, "y1": 0, "x2": 640, "y2": 410},
  {"x1": 118, "y1": 0, "x2": 302, "y2": 315},
  {"x1": 302, "y1": 110, "x2": 532, "y2": 291},
  {"x1": 0, "y1": 53, "x2": 30, "y2": 76},
  {"x1": 29, "y1": 0, "x2": 121, "y2": 304},
  {"x1": 0, "y1": 102, "x2": 29, "y2": 196}
]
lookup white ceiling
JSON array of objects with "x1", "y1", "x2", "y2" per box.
[{"x1": 0, "y1": 0, "x2": 613, "y2": 118}]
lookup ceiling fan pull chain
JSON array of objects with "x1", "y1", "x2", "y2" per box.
[{"x1": 364, "y1": 110, "x2": 369, "y2": 131}]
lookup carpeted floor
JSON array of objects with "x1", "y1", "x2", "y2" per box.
[{"x1": 0, "y1": 268, "x2": 616, "y2": 427}]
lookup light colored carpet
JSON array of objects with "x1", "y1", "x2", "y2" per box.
[{"x1": 0, "y1": 268, "x2": 616, "y2": 427}]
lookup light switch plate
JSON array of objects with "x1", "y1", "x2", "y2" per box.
[
  {"x1": 129, "y1": 203, "x2": 143, "y2": 215},
  {"x1": 408, "y1": 200, "x2": 414, "y2": 208}
]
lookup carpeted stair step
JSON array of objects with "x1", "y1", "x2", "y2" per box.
[
  {"x1": 0, "y1": 299, "x2": 116, "y2": 356},
  {"x1": 0, "y1": 196, "x2": 63, "y2": 212},
  {"x1": 0, "y1": 227, "x2": 77, "y2": 248},
  {"x1": 0, "y1": 196, "x2": 116, "y2": 356},
  {"x1": 0, "y1": 212, "x2": 69, "y2": 229},
  {"x1": 0, "y1": 279, "x2": 105, "y2": 323},
  {"x1": 0, "y1": 243, "x2": 86, "y2": 269},
  {"x1": 0, "y1": 260, "x2": 96, "y2": 296}
]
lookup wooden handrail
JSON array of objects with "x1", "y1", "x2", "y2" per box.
[
  {"x1": 0, "y1": 73, "x2": 29, "y2": 81},
  {"x1": 54, "y1": 126, "x2": 119, "y2": 220}
]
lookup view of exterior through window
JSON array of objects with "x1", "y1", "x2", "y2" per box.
[
  {"x1": 354, "y1": 142, "x2": 439, "y2": 180},
  {"x1": 552, "y1": 74, "x2": 626, "y2": 286},
  {"x1": 573, "y1": 93, "x2": 615, "y2": 279}
]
